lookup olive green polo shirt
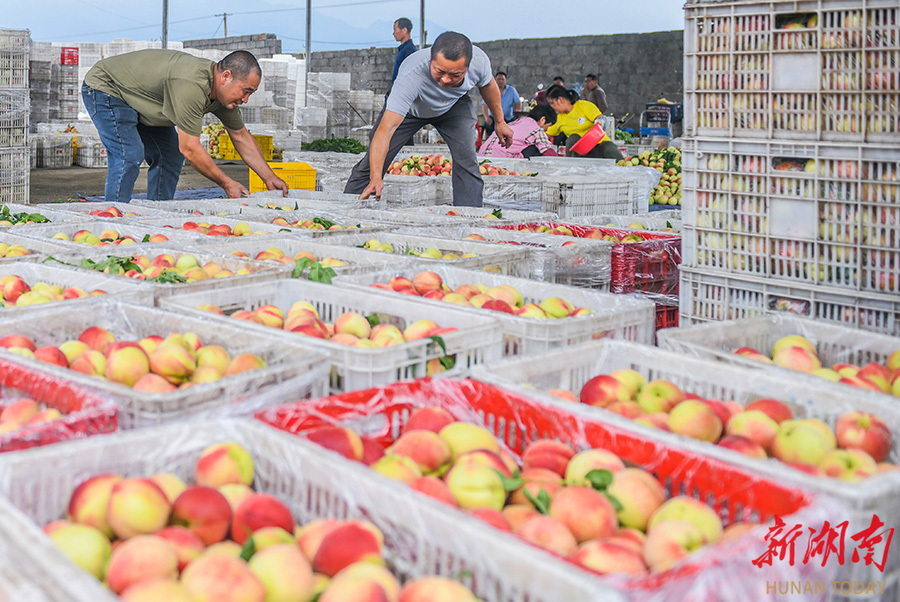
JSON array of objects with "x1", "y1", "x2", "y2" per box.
[{"x1": 85, "y1": 49, "x2": 244, "y2": 137}]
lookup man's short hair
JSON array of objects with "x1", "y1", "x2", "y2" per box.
[
  {"x1": 553, "y1": 76, "x2": 565, "y2": 84},
  {"x1": 496, "y1": 71, "x2": 507, "y2": 78},
  {"x1": 218, "y1": 50, "x2": 261, "y2": 81},
  {"x1": 528, "y1": 103, "x2": 557, "y2": 125},
  {"x1": 431, "y1": 31, "x2": 473, "y2": 66},
  {"x1": 395, "y1": 17, "x2": 413, "y2": 33},
  {"x1": 585, "y1": 73, "x2": 597, "y2": 81}
]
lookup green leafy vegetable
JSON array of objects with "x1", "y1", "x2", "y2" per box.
[{"x1": 300, "y1": 136, "x2": 367, "y2": 154}]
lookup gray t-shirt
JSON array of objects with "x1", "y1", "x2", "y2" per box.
[{"x1": 386, "y1": 47, "x2": 493, "y2": 119}]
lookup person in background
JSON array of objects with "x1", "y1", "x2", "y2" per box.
[
  {"x1": 581, "y1": 73, "x2": 609, "y2": 113},
  {"x1": 391, "y1": 18, "x2": 417, "y2": 84},
  {"x1": 478, "y1": 104, "x2": 558, "y2": 159},
  {"x1": 481, "y1": 71, "x2": 520, "y2": 137},
  {"x1": 545, "y1": 85, "x2": 623, "y2": 160},
  {"x1": 82, "y1": 49, "x2": 287, "y2": 202},
  {"x1": 532, "y1": 76, "x2": 565, "y2": 106},
  {"x1": 553, "y1": 75, "x2": 566, "y2": 87},
  {"x1": 345, "y1": 31, "x2": 513, "y2": 207}
]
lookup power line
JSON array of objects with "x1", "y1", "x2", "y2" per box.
[
  {"x1": 230, "y1": 0, "x2": 405, "y2": 16},
  {"x1": 42, "y1": 15, "x2": 215, "y2": 40}
]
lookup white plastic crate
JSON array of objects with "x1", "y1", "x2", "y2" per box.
[
  {"x1": 0, "y1": 148, "x2": 29, "y2": 204},
  {"x1": 317, "y1": 231, "x2": 536, "y2": 277},
  {"x1": 15, "y1": 220, "x2": 204, "y2": 250},
  {"x1": 343, "y1": 206, "x2": 559, "y2": 227},
  {"x1": 72, "y1": 135, "x2": 107, "y2": 168},
  {"x1": 541, "y1": 175, "x2": 644, "y2": 218},
  {"x1": 682, "y1": 138, "x2": 900, "y2": 296},
  {"x1": 217, "y1": 206, "x2": 396, "y2": 236},
  {"x1": 161, "y1": 279, "x2": 503, "y2": 393},
  {"x1": 0, "y1": 230, "x2": 73, "y2": 262},
  {"x1": 48, "y1": 201, "x2": 177, "y2": 220},
  {"x1": 0, "y1": 90, "x2": 28, "y2": 147},
  {"x1": 46, "y1": 244, "x2": 293, "y2": 305},
  {"x1": 471, "y1": 338, "x2": 900, "y2": 595},
  {"x1": 577, "y1": 210, "x2": 683, "y2": 232},
  {"x1": 0, "y1": 203, "x2": 85, "y2": 227},
  {"x1": 247, "y1": 187, "x2": 386, "y2": 210},
  {"x1": 684, "y1": 0, "x2": 900, "y2": 143},
  {"x1": 0, "y1": 298, "x2": 329, "y2": 428},
  {"x1": 0, "y1": 261, "x2": 154, "y2": 311},
  {"x1": 0, "y1": 419, "x2": 608, "y2": 602},
  {"x1": 678, "y1": 268, "x2": 900, "y2": 337},
  {"x1": 394, "y1": 225, "x2": 613, "y2": 289},
  {"x1": 130, "y1": 198, "x2": 248, "y2": 215},
  {"x1": 32, "y1": 134, "x2": 73, "y2": 168},
  {"x1": 334, "y1": 264, "x2": 656, "y2": 355},
  {"x1": 138, "y1": 214, "x2": 298, "y2": 238},
  {"x1": 382, "y1": 174, "x2": 452, "y2": 206}
]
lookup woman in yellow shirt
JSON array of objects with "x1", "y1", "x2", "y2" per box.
[{"x1": 546, "y1": 85, "x2": 623, "y2": 160}]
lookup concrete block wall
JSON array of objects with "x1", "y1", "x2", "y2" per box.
[{"x1": 182, "y1": 34, "x2": 282, "y2": 59}]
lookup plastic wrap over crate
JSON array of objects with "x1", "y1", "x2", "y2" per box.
[
  {"x1": 0, "y1": 230, "x2": 75, "y2": 262},
  {"x1": 49, "y1": 200, "x2": 178, "y2": 220},
  {"x1": 257, "y1": 378, "x2": 839, "y2": 602},
  {"x1": 130, "y1": 198, "x2": 260, "y2": 215},
  {"x1": 0, "y1": 149, "x2": 29, "y2": 204},
  {"x1": 342, "y1": 206, "x2": 559, "y2": 227},
  {"x1": 394, "y1": 224, "x2": 613, "y2": 288},
  {"x1": 0, "y1": 418, "x2": 609, "y2": 602},
  {"x1": 283, "y1": 150, "x2": 365, "y2": 193},
  {"x1": 45, "y1": 244, "x2": 293, "y2": 305},
  {"x1": 0, "y1": 89, "x2": 28, "y2": 147},
  {"x1": 0, "y1": 203, "x2": 84, "y2": 227},
  {"x1": 214, "y1": 206, "x2": 397, "y2": 239},
  {"x1": 659, "y1": 314, "x2": 900, "y2": 407},
  {"x1": 677, "y1": 268, "x2": 900, "y2": 338},
  {"x1": 16, "y1": 219, "x2": 206, "y2": 250},
  {"x1": 333, "y1": 264, "x2": 656, "y2": 355},
  {"x1": 0, "y1": 261, "x2": 154, "y2": 310},
  {"x1": 316, "y1": 230, "x2": 535, "y2": 277},
  {"x1": 578, "y1": 210, "x2": 683, "y2": 233},
  {"x1": 32, "y1": 134, "x2": 73, "y2": 168},
  {"x1": 0, "y1": 298, "x2": 330, "y2": 428},
  {"x1": 382, "y1": 174, "x2": 451, "y2": 206},
  {"x1": 72, "y1": 135, "x2": 107, "y2": 168},
  {"x1": 247, "y1": 187, "x2": 385, "y2": 210},
  {"x1": 138, "y1": 214, "x2": 300, "y2": 238},
  {"x1": 0, "y1": 355, "x2": 116, "y2": 452},
  {"x1": 471, "y1": 340, "x2": 897, "y2": 595},
  {"x1": 495, "y1": 221, "x2": 682, "y2": 304},
  {"x1": 161, "y1": 279, "x2": 503, "y2": 393}
]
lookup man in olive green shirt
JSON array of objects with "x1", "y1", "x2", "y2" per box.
[{"x1": 83, "y1": 49, "x2": 287, "y2": 201}]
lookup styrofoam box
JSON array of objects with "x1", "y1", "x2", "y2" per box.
[
  {"x1": 684, "y1": 0, "x2": 900, "y2": 144},
  {"x1": 314, "y1": 231, "x2": 536, "y2": 277},
  {"x1": 14, "y1": 220, "x2": 205, "y2": 250},
  {"x1": 0, "y1": 261, "x2": 153, "y2": 310},
  {"x1": 0, "y1": 298, "x2": 330, "y2": 428},
  {"x1": 470, "y1": 338, "x2": 900, "y2": 594},
  {"x1": 47, "y1": 244, "x2": 293, "y2": 305},
  {"x1": 0, "y1": 419, "x2": 609, "y2": 602},
  {"x1": 161, "y1": 279, "x2": 503, "y2": 393},
  {"x1": 48, "y1": 201, "x2": 178, "y2": 220},
  {"x1": 681, "y1": 138, "x2": 900, "y2": 296},
  {"x1": 394, "y1": 225, "x2": 613, "y2": 289},
  {"x1": 677, "y1": 268, "x2": 900, "y2": 337},
  {"x1": 334, "y1": 265, "x2": 656, "y2": 355}
]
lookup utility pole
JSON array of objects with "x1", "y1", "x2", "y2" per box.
[
  {"x1": 419, "y1": 0, "x2": 426, "y2": 48},
  {"x1": 215, "y1": 13, "x2": 231, "y2": 38},
  {"x1": 161, "y1": 0, "x2": 168, "y2": 48},
  {"x1": 304, "y1": 0, "x2": 311, "y2": 108}
]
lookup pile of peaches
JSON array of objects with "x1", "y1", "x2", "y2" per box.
[
  {"x1": 544, "y1": 365, "x2": 894, "y2": 482},
  {"x1": 0, "y1": 327, "x2": 265, "y2": 392},
  {"x1": 180, "y1": 221, "x2": 268, "y2": 237},
  {"x1": 0, "y1": 242, "x2": 32, "y2": 258},
  {"x1": 51, "y1": 228, "x2": 170, "y2": 246},
  {"x1": 269, "y1": 216, "x2": 362, "y2": 231},
  {"x1": 0, "y1": 275, "x2": 106, "y2": 307},
  {"x1": 228, "y1": 247, "x2": 347, "y2": 269},
  {"x1": 82, "y1": 206, "x2": 140, "y2": 219},
  {"x1": 370, "y1": 271, "x2": 591, "y2": 319},
  {"x1": 80, "y1": 252, "x2": 254, "y2": 283},
  {"x1": 514, "y1": 224, "x2": 644, "y2": 244},
  {"x1": 736, "y1": 334, "x2": 900, "y2": 397},
  {"x1": 301, "y1": 407, "x2": 750, "y2": 576},
  {"x1": 46, "y1": 441, "x2": 481, "y2": 601},
  {"x1": 0, "y1": 397, "x2": 64, "y2": 435}
]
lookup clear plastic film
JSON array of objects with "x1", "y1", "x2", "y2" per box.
[
  {"x1": 0, "y1": 202, "x2": 88, "y2": 227},
  {"x1": 0, "y1": 230, "x2": 74, "y2": 261},
  {"x1": 282, "y1": 149, "x2": 362, "y2": 193},
  {"x1": 31, "y1": 134, "x2": 73, "y2": 168},
  {"x1": 256, "y1": 377, "x2": 845, "y2": 602},
  {"x1": 332, "y1": 263, "x2": 656, "y2": 355},
  {"x1": 49, "y1": 200, "x2": 179, "y2": 220},
  {"x1": 341, "y1": 206, "x2": 559, "y2": 227},
  {"x1": 71, "y1": 135, "x2": 107, "y2": 168},
  {"x1": 473, "y1": 338, "x2": 900, "y2": 592},
  {"x1": 0, "y1": 89, "x2": 28, "y2": 147},
  {"x1": 19, "y1": 218, "x2": 208, "y2": 247},
  {"x1": 0, "y1": 297, "x2": 330, "y2": 428},
  {"x1": 160, "y1": 278, "x2": 503, "y2": 393},
  {"x1": 0, "y1": 148, "x2": 29, "y2": 204},
  {"x1": 0, "y1": 417, "x2": 610, "y2": 602},
  {"x1": 577, "y1": 210, "x2": 683, "y2": 233}
]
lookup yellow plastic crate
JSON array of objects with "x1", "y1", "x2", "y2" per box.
[
  {"x1": 218, "y1": 133, "x2": 274, "y2": 161},
  {"x1": 249, "y1": 162, "x2": 317, "y2": 193}
]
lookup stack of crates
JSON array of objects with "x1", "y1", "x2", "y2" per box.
[
  {"x1": 0, "y1": 28, "x2": 29, "y2": 204},
  {"x1": 680, "y1": 0, "x2": 900, "y2": 336}
]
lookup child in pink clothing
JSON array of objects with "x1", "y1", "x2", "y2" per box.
[{"x1": 479, "y1": 104, "x2": 559, "y2": 159}]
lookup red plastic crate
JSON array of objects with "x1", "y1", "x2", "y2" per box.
[
  {"x1": 257, "y1": 378, "x2": 829, "y2": 599},
  {"x1": 0, "y1": 357, "x2": 117, "y2": 452},
  {"x1": 655, "y1": 303, "x2": 680, "y2": 331},
  {"x1": 494, "y1": 222, "x2": 681, "y2": 300},
  {"x1": 59, "y1": 47, "x2": 79, "y2": 66}
]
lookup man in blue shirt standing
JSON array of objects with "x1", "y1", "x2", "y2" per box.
[
  {"x1": 482, "y1": 71, "x2": 519, "y2": 137},
  {"x1": 392, "y1": 18, "x2": 417, "y2": 83}
]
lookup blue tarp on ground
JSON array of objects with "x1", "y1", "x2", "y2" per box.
[{"x1": 78, "y1": 187, "x2": 225, "y2": 202}]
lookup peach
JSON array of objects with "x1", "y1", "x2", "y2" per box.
[
  {"x1": 442, "y1": 293, "x2": 471, "y2": 306},
  {"x1": 69, "y1": 349, "x2": 107, "y2": 376},
  {"x1": 2, "y1": 276, "x2": 30, "y2": 302},
  {"x1": 726, "y1": 410, "x2": 779, "y2": 450},
  {"x1": 104, "y1": 345, "x2": 150, "y2": 387},
  {"x1": 149, "y1": 473, "x2": 187, "y2": 504},
  {"x1": 133, "y1": 373, "x2": 178, "y2": 392},
  {"x1": 106, "y1": 534, "x2": 179, "y2": 594},
  {"x1": 248, "y1": 543, "x2": 315, "y2": 602},
  {"x1": 172, "y1": 486, "x2": 233, "y2": 545},
  {"x1": 389, "y1": 276, "x2": 416, "y2": 293},
  {"x1": 522, "y1": 439, "x2": 575, "y2": 476},
  {"x1": 306, "y1": 425, "x2": 365, "y2": 461},
  {"x1": 47, "y1": 522, "x2": 112, "y2": 579},
  {"x1": 296, "y1": 519, "x2": 341, "y2": 561},
  {"x1": 608, "y1": 368, "x2": 647, "y2": 397},
  {"x1": 26, "y1": 408, "x2": 61, "y2": 425},
  {"x1": 445, "y1": 461, "x2": 506, "y2": 511},
  {"x1": 565, "y1": 449, "x2": 625, "y2": 485},
  {"x1": 232, "y1": 310, "x2": 263, "y2": 324},
  {"x1": 33, "y1": 346, "x2": 68, "y2": 367},
  {"x1": 324, "y1": 563, "x2": 400, "y2": 602},
  {"x1": 570, "y1": 539, "x2": 648, "y2": 575},
  {"x1": 1, "y1": 398, "x2": 40, "y2": 424},
  {"x1": 403, "y1": 407, "x2": 455, "y2": 434},
  {"x1": 155, "y1": 526, "x2": 205, "y2": 572},
  {"x1": 67, "y1": 473, "x2": 123, "y2": 538},
  {"x1": 387, "y1": 430, "x2": 452, "y2": 476},
  {"x1": 334, "y1": 312, "x2": 372, "y2": 339},
  {"x1": 313, "y1": 521, "x2": 384, "y2": 577},
  {"x1": 248, "y1": 526, "x2": 297, "y2": 551},
  {"x1": 745, "y1": 398, "x2": 793, "y2": 424},
  {"x1": 231, "y1": 493, "x2": 294, "y2": 545},
  {"x1": 402, "y1": 319, "x2": 440, "y2": 341},
  {"x1": 438, "y1": 422, "x2": 499, "y2": 460},
  {"x1": 635, "y1": 380, "x2": 684, "y2": 413},
  {"x1": 547, "y1": 388, "x2": 578, "y2": 402},
  {"x1": 137, "y1": 335, "x2": 164, "y2": 356},
  {"x1": 819, "y1": 449, "x2": 878, "y2": 482},
  {"x1": 361, "y1": 438, "x2": 386, "y2": 465},
  {"x1": 218, "y1": 483, "x2": 255, "y2": 513},
  {"x1": 58, "y1": 339, "x2": 90, "y2": 364},
  {"x1": 643, "y1": 521, "x2": 705, "y2": 572},
  {"x1": 771, "y1": 334, "x2": 817, "y2": 356},
  {"x1": 647, "y1": 496, "x2": 723, "y2": 544},
  {"x1": 454, "y1": 284, "x2": 481, "y2": 300},
  {"x1": 550, "y1": 486, "x2": 618, "y2": 542},
  {"x1": 181, "y1": 554, "x2": 266, "y2": 602},
  {"x1": 771, "y1": 419, "x2": 836, "y2": 465},
  {"x1": 607, "y1": 468, "x2": 666, "y2": 531},
  {"x1": 149, "y1": 344, "x2": 196, "y2": 384},
  {"x1": 196, "y1": 441, "x2": 254, "y2": 487},
  {"x1": 667, "y1": 399, "x2": 723, "y2": 442},
  {"x1": 539, "y1": 296, "x2": 574, "y2": 318},
  {"x1": 612, "y1": 526, "x2": 646, "y2": 552},
  {"x1": 121, "y1": 579, "x2": 196, "y2": 602},
  {"x1": 412, "y1": 271, "x2": 443, "y2": 295},
  {"x1": 510, "y1": 467, "x2": 563, "y2": 507},
  {"x1": 78, "y1": 325, "x2": 115, "y2": 353},
  {"x1": 454, "y1": 449, "x2": 514, "y2": 478},
  {"x1": 718, "y1": 434, "x2": 768, "y2": 459},
  {"x1": 515, "y1": 514, "x2": 578, "y2": 556},
  {"x1": 371, "y1": 453, "x2": 422, "y2": 483},
  {"x1": 466, "y1": 507, "x2": 510, "y2": 531},
  {"x1": 721, "y1": 522, "x2": 756, "y2": 542},
  {"x1": 406, "y1": 476, "x2": 455, "y2": 506},
  {"x1": 772, "y1": 346, "x2": 822, "y2": 373},
  {"x1": 398, "y1": 576, "x2": 479, "y2": 602},
  {"x1": 0, "y1": 334, "x2": 36, "y2": 351},
  {"x1": 320, "y1": 579, "x2": 390, "y2": 602},
  {"x1": 516, "y1": 303, "x2": 548, "y2": 319},
  {"x1": 580, "y1": 374, "x2": 630, "y2": 408},
  {"x1": 502, "y1": 504, "x2": 539, "y2": 531},
  {"x1": 835, "y1": 411, "x2": 892, "y2": 462},
  {"x1": 635, "y1": 412, "x2": 671, "y2": 431},
  {"x1": 226, "y1": 353, "x2": 266, "y2": 375},
  {"x1": 107, "y1": 477, "x2": 172, "y2": 540},
  {"x1": 607, "y1": 400, "x2": 645, "y2": 419}
]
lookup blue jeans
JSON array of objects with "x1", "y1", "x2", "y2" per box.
[{"x1": 81, "y1": 82, "x2": 184, "y2": 202}]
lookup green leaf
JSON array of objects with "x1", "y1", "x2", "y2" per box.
[
  {"x1": 666, "y1": 221, "x2": 673, "y2": 229},
  {"x1": 453, "y1": 569, "x2": 474, "y2": 580},
  {"x1": 493, "y1": 468, "x2": 524, "y2": 492},
  {"x1": 523, "y1": 488, "x2": 552, "y2": 515},
  {"x1": 293, "y1": 201, "x2": 299, "y2": 210},
  {"x1": 312, "y1": 216, "x2": 335, "y2": 230},
  {"x1": 42, "y1": 255, "x2": 76, "y2": 268},
  {"x1": 292, "y1": 257, "x2": 314, "y2": 278},
  {"x1": 428, "y1": 335, "x2": 448, "y2": 355},
  {"x1": 239, "y1": 537, "x2": 256, "y2": 562},
  {"x1": 307, "y1": 262, "x2": 336, "y2": 284},
  {"x1": 604, "y1": 492, "x2": 623, "y2": 512},
  {"x1": 585, "y1": 469, "x2": 614, "y2": 491},
  {"x1": 150, "y1": 271, "x2": 187, "y2": 283},
  {"x1": 141, "y1": 234, "x2": 151, "y2": 243},
  {"x1": 491, "y1": 208, "x2": 503, "y2": 219},
  {"x1": 365, "y1": 314, "x2": 381, "y2": 328},
  {"x1": 439, "y1": 355, "x2": 456, "y2": 370},
  {"x1": 278, "y1": 228, "x2": 292, "y2": 233}
]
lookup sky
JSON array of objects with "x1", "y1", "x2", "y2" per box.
[{"x1": 7, "y1": 1, "x2": 685, "y2": 53}]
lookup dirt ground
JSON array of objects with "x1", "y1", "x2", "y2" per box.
[{"x1": 28, "y1": 160, "x2": 250, "y2": 204}]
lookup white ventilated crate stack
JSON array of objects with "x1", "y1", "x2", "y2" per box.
[
  {"x1": 680, "y1": 0, "x2": 900, "y2": 335},
  {"x1": 0, "y1": 28, "x2": 29, "y2": 204}
]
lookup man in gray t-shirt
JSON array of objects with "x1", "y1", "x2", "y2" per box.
[{"x1": 345, "y1": 31, "x2": 513, "y2": 207}]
